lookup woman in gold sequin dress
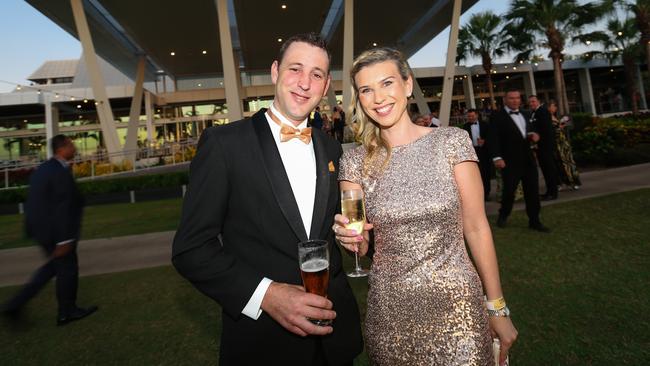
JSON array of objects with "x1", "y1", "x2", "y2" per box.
[{"x1": 333, "y1": 48, "x2": 517, "y2": 365}]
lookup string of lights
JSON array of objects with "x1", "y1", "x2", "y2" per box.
[{"x1": 0, "y1": 78, "x2": 101, "y2": 105}]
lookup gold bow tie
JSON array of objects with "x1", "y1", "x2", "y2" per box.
[{"x1": 267, "y1": 109, "x2": 312, "y2": 144}]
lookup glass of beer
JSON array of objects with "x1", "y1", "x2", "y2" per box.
[
  {"x1": 341, "y1": 189, "x2": 370, "y2": 278},
  {"x1": 298, "y1": 239, "x2": 331, "y2": 326}
]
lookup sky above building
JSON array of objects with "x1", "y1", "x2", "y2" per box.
[{"x1": 0, "y1": 0, "x2": 595, "y2": 93}]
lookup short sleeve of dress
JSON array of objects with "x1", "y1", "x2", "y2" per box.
[
  {"x1": 447, "y1": 127, "x2": 478, "y2": 166},
  {"x1": 338, "y1": 146, "x2": 364, "y2": 184}
]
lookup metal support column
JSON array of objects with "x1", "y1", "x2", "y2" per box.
[
  {"x1": 577, "y1": 67, "x2": 597, "y2": 115},
  {"x1": 44, "y1": 95, "x2": 60, "y2": 159},
  {"x1": 216, "y1": 0, "x2": 243, "y2": 122},
  {"x1": 439, "y1": 0, "x2": 462, "y2": 126},
  {"x1": 462, "y1": 74, "x2": 476, "y2": 109},
  {"x1": 145, "y1": 91, "x2": 154, "y2": 146},
  {"x1": 125, "y1": 56, "x2": 146, "y2": 160},
  {"x1": 523, "y1": 69, "x2": 537, "y2": 98},
  {"x1": 636, "y1": 64, "x2": 647, "y2": 110},
  {"x1": 412, "y1": 77, "x2": 431, "y2": 115},
  {"x1": 70, "y1": 0, "x2": 121, "y2": 161}
]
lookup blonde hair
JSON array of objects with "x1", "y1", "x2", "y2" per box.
[{"x1": 349, "y1": 47, "x2": 413, "y2": 177}]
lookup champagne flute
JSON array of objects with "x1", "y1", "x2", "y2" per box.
[{"x1": 341, "y1": 189, "x2": 370, "y2": 278}]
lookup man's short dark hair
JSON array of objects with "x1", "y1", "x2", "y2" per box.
[
  {"x1": 505, "y1": 88, "x2": 521, "y2": 95},
  {"x1": 51, "y1": 134, "x2": 70, "y2": 155},
  {"x1": 466, "y1": 108, "x2": 478, "y2": 114},
  {"x1": 277, "y1": 33, "x2": 331, "y2": 72},
  {"x1": 528, "y1": 94, "x2": 538, "y2": 99}
]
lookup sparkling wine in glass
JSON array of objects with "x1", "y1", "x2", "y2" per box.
[{"x1": 341, "y1": 189, "x2": 370, "y2": 278}]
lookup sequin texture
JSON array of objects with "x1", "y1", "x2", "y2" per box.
[{"x1": 339, "y1": 127, "x2": 492, "y2": 365}]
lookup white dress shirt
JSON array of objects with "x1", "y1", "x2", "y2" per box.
[
  {"x1": 470, "y1": 122, "x2": 480, "y2": 147},
  {"x1": 241, "y1": 102, "x2": 317, "y2": 320},
  {"x1": 505, "y1": 106, "x2": 527, "y2": 138}
]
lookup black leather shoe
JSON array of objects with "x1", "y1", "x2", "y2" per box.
[
  {"x1": 540, "y1": 194, "x2": 558, "y2": 201},
  {"x1": 57, "y1": 306, "x2": 98, "y2": 326},
  {"x1": 496, "y1": 216, "x2": 507, "y2": 228},
  {"x1": 529, "y1": 223, "x2": 551, "y2": 233}
]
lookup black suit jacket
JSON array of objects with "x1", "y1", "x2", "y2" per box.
[
  {"x1": 172, "y1": 110, "x2": 363, "y2": 365},
  {"x1": 462, "y1": 120, "x2": 490, "y2": 159},
  {"x1": 488, "y1": 109, "x2": 538, "y2": 174},
  {"x1": 25, "y1": 158, "x2": 83, "y2": 250},
  {"x1": 530, "y1": 104, "x2": 555, "y2": 154}
]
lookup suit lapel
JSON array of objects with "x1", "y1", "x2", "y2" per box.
[
  {"x1": 309, "y1": 130, "x2": 330, "y2": 240},
  {"x1": 252, "y1": 110, "x2": 309, "y2": 242},
  {"x1": 503, "y1": 110, "x2": 525, "y2": 139}
]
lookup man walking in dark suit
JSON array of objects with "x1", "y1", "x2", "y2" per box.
[
  {"x1": 488, "y1": 90, "x2": 550, "y2": 232},
  {"x1": 311, "y1": 106, "x2": 323, "y2": 130},
  {"x1": 528, "y1": 95, "x2": 558, "y2": 200},
  {"x1": 463, "y1": 108, "x2": 492, "y2": 200},
  {"x1": 172, "y1": 33, "x2": 363, "y2": 365},
  {"x1": 1, "y1": 135, "x2": 97, "y2": 325}
]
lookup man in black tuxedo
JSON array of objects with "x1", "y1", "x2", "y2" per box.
[
  {"x1": 172, "y1": 33, "x2": 363, "y2": 365},
  {"x1": 528, "y1": 95, "x2": 558, "y2": 200},
  {"x1": 1, "y1": 135, "x2": 97, "y2": 325},
  {"x1": 488, "y1": 90, "x2": 550, "y2": 232},
  {"x1": 463, "y1": 108, "x2": 492, "y2": 200}
]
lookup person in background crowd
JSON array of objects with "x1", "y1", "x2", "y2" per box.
[
  {"x1": 322, "y1": 112, "x2": 333, "y2": 137},
  {"x1": 1, "y1": 135, "x2": 98, "y2": 326},
  {"x1": 311, "y1": 105, "x2": 323, "y2": 130},
  {"x1": 332, "y1": 105, "x2": 345, "y2": 142},
  {"x1": 528, "y1": 95, "x2": 558, "y2": 201},
  {"x1": 548, "y1": 100, "x2": 581, "y2": 190},
  {"x1": 488, "y1": 89, "x2": 550, "y2": 233},
  {"x1": 463, "y1": 108, "x2": 492, "y2": 200}
]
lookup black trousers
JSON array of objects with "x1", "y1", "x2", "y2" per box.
[
  {"x1": 537, "y1": 148, "x2": 558, "y2": 196},
  {"x1": 312, "y1": 338, "x2": 353, "y2": 366},
  {"x1": 499, "y1": 163, "x2": 541, "y2": 225},
  {"x1": 4, "y1": 243, "x2": 79, "y2": 316}
]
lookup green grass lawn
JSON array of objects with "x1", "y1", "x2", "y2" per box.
[
  {"x1": 0, "y1": 199, "x2": 183, "y2": 250},
  {"x1": 1, "y1": 190, "x2": 649, "y2": 365}
]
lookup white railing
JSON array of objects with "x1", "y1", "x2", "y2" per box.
[{"x1": 1, "y1": 139, "x2": 199, "y2": 190}]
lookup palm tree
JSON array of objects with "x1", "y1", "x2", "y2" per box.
[
  {"x1": 577, "y1": 18, "x2": 642, "y2": 114},
  {"x1": 456, "y1": 11, "x2": 509, "y2": 110},
  {"x1": 622, "y1": 0, "x2": 650, "y2": 75},
  {"x1": 506, "y1": 0, "x2": 614, "y2": 116}
]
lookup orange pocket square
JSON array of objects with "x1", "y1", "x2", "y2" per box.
[{"x1": 328, "y1": 161, "x2": 336, "y2": 172}]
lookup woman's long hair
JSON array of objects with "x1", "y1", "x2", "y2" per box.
[{"x1": 349, "y1": 47, "x2": 414, "y2": 177}]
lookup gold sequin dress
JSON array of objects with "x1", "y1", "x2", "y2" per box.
[{"x1": 339, "y1": 128, "x2": 492, "y2": 365}]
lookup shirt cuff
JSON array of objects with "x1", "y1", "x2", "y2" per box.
[
  {"x1": 56, "y1": 239, "x2": 75, "y2": 246},
  {"x1": 241, "y1": 277, "x2": 273, "y2": 320},
  {"x1": 493, "y1": 157, "x2": 502, "y2": 161}
]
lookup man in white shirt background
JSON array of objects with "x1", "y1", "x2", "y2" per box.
[{"x1": 172, "y1": 33, "x2": 363, "y2": 366}]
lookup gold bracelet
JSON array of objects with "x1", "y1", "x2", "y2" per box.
[{"x1": 485, "y1": 296, "x2": 506, "y2": 311}]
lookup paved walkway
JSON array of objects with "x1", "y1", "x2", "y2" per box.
[{"x1": 1, "y1": 163, "x2": 648, "y2": 287}]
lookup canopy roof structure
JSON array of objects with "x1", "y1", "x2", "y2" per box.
[{"x1": 26, "y1": 0, "x2": 478, "y2": 81}]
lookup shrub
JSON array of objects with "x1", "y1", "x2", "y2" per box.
[
  {"x1": 0, "y1": 171, "x2": 189, "y2": 204},
  {"x1": 572, "y1": 116, "x2": 650, "y2": 165}
]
